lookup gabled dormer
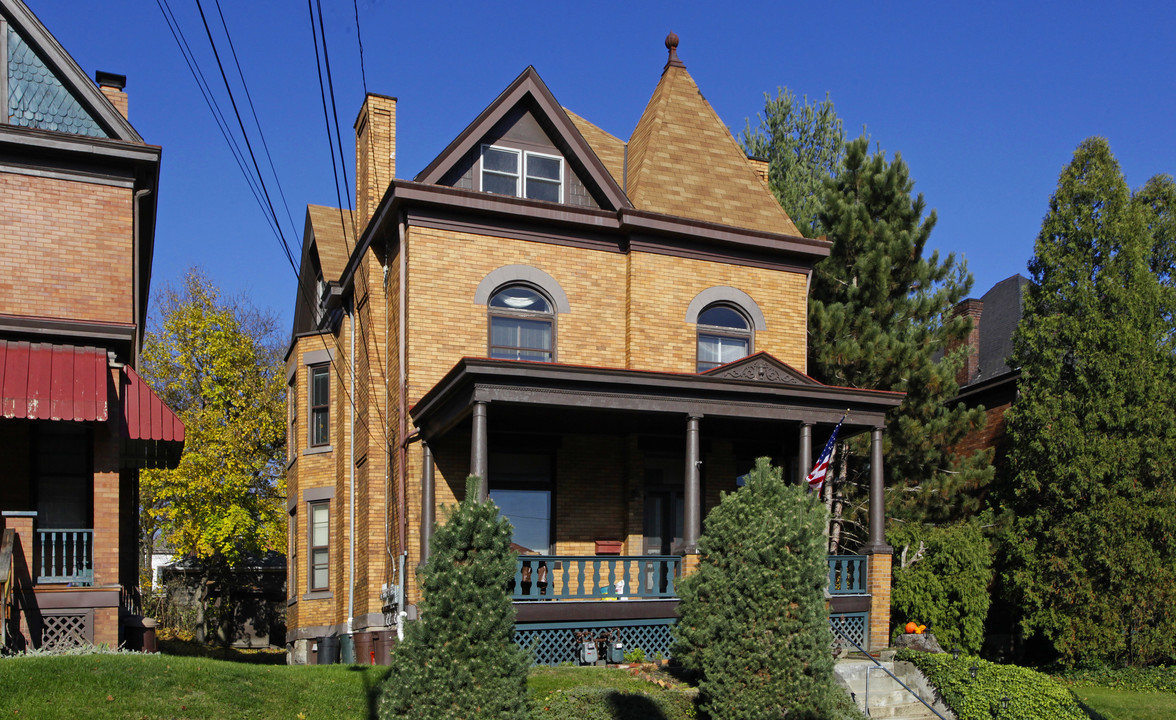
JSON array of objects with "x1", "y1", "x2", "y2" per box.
[
  {"x1": 415, "y1": 67, "x2": 630, "y2": 213},
  {"x1": 1, "y1": 0, "x2": 141, "y2": 142}
]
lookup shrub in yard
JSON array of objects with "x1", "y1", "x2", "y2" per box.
[
  {"x1": 378, "y1": 476, "x2": 529, "y2": 719},
  {"x1": 673, "y1": 457, "x2": 847, "y2": 720},
  {"x1": 888, "y1": 522, "x2": 992, "y2": 653},
  {"x1": 898, "y1": 650, "x2": 1086, "y2": 720}
]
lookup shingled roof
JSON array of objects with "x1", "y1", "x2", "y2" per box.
[
  {"x1": 306, "y1": 205, "x2": 355, "y2": 282},
  {"x1": 564, "y1": 108, "x2": 626, "y2": 189},
  {"x1": 624, "y1": 35, "x2": 800, "y2": 237}
]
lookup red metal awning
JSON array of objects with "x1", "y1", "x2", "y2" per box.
[
  {"x1": 0, "y1": 340, "x2": 109, "y2": 421},
  {"x1": 121, "y1": 364, "x2": 184, "y2": 444},
  {"x1": 121, "y1": 364, "x2": 185, "y2": 469}
]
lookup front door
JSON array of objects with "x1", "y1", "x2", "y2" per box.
[{"x1": 642, "y1": 459, "x2": 684, "y2": 594}]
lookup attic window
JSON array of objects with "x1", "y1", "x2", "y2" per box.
[{"x1": 480, "y1": 145, "x2": 563, "y2": 203}]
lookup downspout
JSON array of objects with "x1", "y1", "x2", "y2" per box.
[
  {"x1": 132, "y1": 187, "x2": 150, "y2": 365},
  {"x1": 396, "y1": 214, "x2": 408, "y2": 639},
  {"x1": 347, "y1": 304, "x2": 356, "y2": 632}
]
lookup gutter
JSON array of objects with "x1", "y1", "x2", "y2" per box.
[{"x1": 347, "y1": 304, "x2": 356, "y2": 633}]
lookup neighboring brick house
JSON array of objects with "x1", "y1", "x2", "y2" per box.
[
  {"x1": 950, "y1": 275, "x2": 1029, "y2": 469},
  {"x1": 0, "y1": 0, "x2": 183, "y2": 651},
  {"x1": 284, "y1": 35, "x2": 903, "y2": 664}
]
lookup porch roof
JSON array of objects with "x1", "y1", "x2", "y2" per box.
[
  {"x1": 410, "y1": 353, "x2": 903, "y2": 441},
  {"x1": 0, "y1": 340, "x2": 109, "y2": 421}
]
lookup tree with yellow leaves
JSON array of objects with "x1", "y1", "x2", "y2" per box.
[{"x1": 139, "y1": 269, "x2": 286, "y2": 641}]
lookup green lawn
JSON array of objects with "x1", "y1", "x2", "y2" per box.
[
  {"x1": 1072, "y1": 685, "x2": 1176, "y2": 720},
  {"x1": 0, "y1": 654, "x2": 697, "y2": 720}
]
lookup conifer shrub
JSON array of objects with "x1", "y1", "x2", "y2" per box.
[
  {"x1": 673, "y1": 457, "x2": 850, "y2": 720},
  {"x1": 378, "y1": 476, "x2": 529, "y2": 719}
]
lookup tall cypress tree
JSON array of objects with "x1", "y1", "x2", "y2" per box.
[
  {"x1": 379, "y1": 477, "x2": 529, "y2": 719},
  {"x1": 1002, "y1": 139, "x2": 1176, "y2": 666},
  {"x1": 809, "y1": 137, "x2": 990, "y2": 536}
]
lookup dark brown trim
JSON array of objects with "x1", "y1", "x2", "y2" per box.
[
  {"x1": 513, "y1": 599, "x2": 679, "y2": 624},
  {"x1": 0, "y1": 314, "x2": 135, "y2": 343},
  {"x1": 31, "y1": 587, "x2": 120, "y2": 609},
  {"x1": 0, "y1": 124, "x2": 159, "y2": 163},
  {"x1": 407, "y1": 206, "x2": 625, "y2": 255},
  {"x1": 410, "y1": 356, "x2": 902, "y2": 441},
  {"x1": 955, "y1": 370, "x2": 1018, "y2": 403},
  {"x1": 629, "y1": 235, "x2": 814, "y2": 275},
  {"x1": 620, "y1": 209, "x2": 830, "y2": 259},
  {"x1": 829, "y1": 595, "x2": 872, "y2": 614}
]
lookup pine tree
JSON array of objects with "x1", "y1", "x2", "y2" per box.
[
  {"x1": 379, "y1": 477, "x2": 529, "y2": 719},
  {"x1": 674, "y1": 458, "x2": 844, "y2": 720},
  {"x1": 1001, "y1": 139, "x2": 1176, "y2": 666},
  {"x1": 740, "y1": 87, "x2": 844, "y2": 238},
  {"x1": 809, "y1": 137, "x2": 991, "y2": 537}
]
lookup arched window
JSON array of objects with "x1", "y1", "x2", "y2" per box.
[
  {"x1": 696, "y1": 304, "x2": 753, "y2": 371},
  {"x1": 488, "y1": 285, "x2": 555, "y2": 362}
]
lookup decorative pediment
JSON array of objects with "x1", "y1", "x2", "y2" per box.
[{"x1": 703, "y1": 352, "x2": 819, "y2": 387}]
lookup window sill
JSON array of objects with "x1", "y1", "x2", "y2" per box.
[
  {"x1": 286, "y1": 455, "x2": 297, "y2": 470},
  {"x1": 287, "y1": 597, "x2": 298, "y2": 607},
  {"x1": 302, "y1": 590, "x2": 333, "y2": 601},
  {"x1": 303, "y1": 445, "x2": 333, "y2": 456}
]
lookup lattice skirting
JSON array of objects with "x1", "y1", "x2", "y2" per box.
[
  {"x1": 829, "y1": 611, "x2": 868, "y2": 651},
  {"x1": 515, "y1": 618, "x2": 676, "y2": 666},
  {"x1": 40, "y1": 610, "x2": 93, "y2": 651}
]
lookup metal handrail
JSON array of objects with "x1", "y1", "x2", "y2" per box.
[{"x1": 829, "y1": 618, "x2": 949, "y2": 720}]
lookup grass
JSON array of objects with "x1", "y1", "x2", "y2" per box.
[
  {"x1": 0, "y1": 654, "x2": 697, "y2": 720},
  {"x1": 1071, "y1": 685, "x2": 1176, "y2": 720},
  {"x1": 0, "y1": 653, "x2": 391, "y2": 719}
]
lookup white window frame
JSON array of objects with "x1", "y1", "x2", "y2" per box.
[
  {"x1": 480, "y1": 144, "x2": 521, "y2": 196},
  {"x1": 524, "y1": 150, "x2": 564, "y2": 203},
  {"x1": 480, "y1": 144, "x2": 564, "y2": 203}
]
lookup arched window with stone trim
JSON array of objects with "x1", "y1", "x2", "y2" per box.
[
  {"x1": 686, "y1": 286, "x2": 766, "y2": 371},
  {"x1": 487, "y1": 284, "x2": 555, "y2": 361}
]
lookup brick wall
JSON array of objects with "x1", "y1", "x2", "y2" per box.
[{"x1": 0, "y1": 173, "x2": 134, "y2": 325}]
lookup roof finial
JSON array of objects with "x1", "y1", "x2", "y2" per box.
[{"x1": 665, "y1": 32, "x2": 685, "y2": 69}]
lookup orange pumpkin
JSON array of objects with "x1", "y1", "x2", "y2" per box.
[{"x1": 904, "y1": 622, "x2": 918, "y2": 634}]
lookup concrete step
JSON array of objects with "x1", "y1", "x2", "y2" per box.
[
  {"x1": 868, "y1": 701, "x2": 940, "y2": 719},
  {"x1": 834, "y1": 658, "x2": 955, "y2": 720}
]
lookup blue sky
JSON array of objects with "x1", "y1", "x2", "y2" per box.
[{"x1": 24, "y1": 0, "x2": 1176, "y2": 331}]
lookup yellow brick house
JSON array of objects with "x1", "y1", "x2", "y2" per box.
[{"x1": 284, "y1": 35, "x2": 900, "y2": 665}]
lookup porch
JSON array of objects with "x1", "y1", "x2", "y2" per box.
[{"x1": 410, "y1": 354, "x2": 902, "y2": 656}]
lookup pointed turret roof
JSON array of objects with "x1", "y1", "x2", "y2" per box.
[{"x1": 626, "y1": 34, "x2": 800, "y2": 237}]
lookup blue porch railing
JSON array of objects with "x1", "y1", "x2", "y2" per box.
[
  {"x1": 37, "y1": 529, "x2": 93, "y2": 585},
  {"x1": 827, "y1": 554, "x2": 867, "y2": 595},
  {"x1": 512, "y1": 555, "x2": 681, "y2": 601}
]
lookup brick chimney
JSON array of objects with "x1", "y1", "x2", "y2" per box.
[
  {"x1": 95, "y1": 71, "x2": 128, "y2": 120},
  {"x1": 354, "y1": 94, "x2": 397, "y2": 231},
  {"x1": 748, "y1": 155, "x2": 770, "y2": 185},
  {"x1": 950, "y1": 298, "x2": 984, "y2": 386}
]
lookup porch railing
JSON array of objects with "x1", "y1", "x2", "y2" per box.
[
  {"x1": 37, "y1": 529, "x2": 93, "y2": 585},
  {"x1": 512, "y1": 555, "x2": 681, "y2": 601},
  {"x1": 827, "y1": 554, "x2": 867, "y2": 595}
]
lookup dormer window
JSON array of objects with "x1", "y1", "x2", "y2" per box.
[{"x1": 481, "y1": 145, "x2": 563, "y2": 203}]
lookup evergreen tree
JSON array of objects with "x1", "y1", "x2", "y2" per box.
[
  {"x1": 809, "y1": 137, "x2": 991, "y2": 537},
  {"x1": 740, "y1": 87, "x2": 844, "y2": 237},
  {"x1": 379, "y1": 477, "x2": 529, "y2": 719},
  {"x1": 674, "y1": 458, "x2": 845, "y2": 720},
  {"x1": 1001, "y1": 139, "x2": 1176, "y2": 666}
]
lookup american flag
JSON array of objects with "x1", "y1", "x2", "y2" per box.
[{"x1": 806, "y1": 414, "x2": 847, "y2": 493}]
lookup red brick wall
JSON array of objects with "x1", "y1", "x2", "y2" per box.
[{"x1": 0, "y1": 173, "x2": 135, "y2": 325}]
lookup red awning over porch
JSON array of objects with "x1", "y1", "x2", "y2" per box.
[
  {"x1": 121, "y1": 364, "x2": 184, "y2": 469},
  {"x1": 0, "y1": 340, "x2": 109, "y2": 421}
]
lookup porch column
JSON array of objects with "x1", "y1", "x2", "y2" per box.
[
  {"x1": 470, "y1": 401, "x2": 489, "y2": 501},
  {"x1": 798, "y1": 423, "x2": 813, "y2": 485},
  {"x1": 420, "y1": 441, "x2": 435, "y2": 562},
  {"x1": 862, "y1": 426, "x2": 893, "y2": 651},
  {"x1": 684, "y1": 414, "x2": 701, "y2": 554}
]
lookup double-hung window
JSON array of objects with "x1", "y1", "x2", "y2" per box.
[
  {"x1": 309, "y1": 365, "x2": 329, "y2": 447},
  {"x1": 488, "y1": 285, "x2": 554, "y2": 361},
  {"x1": 696, "y1": 304, "x2": 753, "y2": 371},
  {"x1": 480, "y1": 145, "x2": 563, "y2": 203},
  {"x1": 309, "y1": 502, "x2": 329, "y2": 591}
]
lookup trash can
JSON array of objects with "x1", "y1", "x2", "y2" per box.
[
  {"x1": 374, "y1": 630, "x2": 396, "y2": 666},
  {"x1": 317, "y1": 635, "x2": 340, "y2": 664},
  {"x1": 353, "y1": 631, "x2": 376, "y2": 665},
  {"x1": 308, "y1": 641, "x2": 318, "y2": 666},
  {"x1": 340, "y1": 633, "x2": 355, "y2": 664}
]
